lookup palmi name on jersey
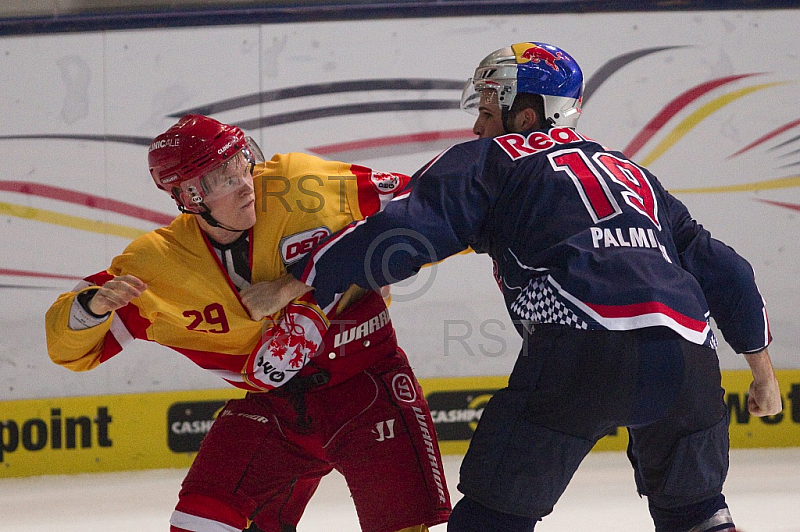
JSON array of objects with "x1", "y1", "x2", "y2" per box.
[{"x1": 590, "y1": 226, "x2": 673, "y2": 263}]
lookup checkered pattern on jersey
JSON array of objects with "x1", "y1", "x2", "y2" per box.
[
  {"x1": 510, "y1": 276, "x2": 589, "y2": 329},
  {"x1": 708, "y1": 330, "x2": 719, "y2": 350}
]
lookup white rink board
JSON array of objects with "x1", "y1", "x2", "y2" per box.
[{"x1": 1, "y1": 9, "x2": 799, "y2": 400}]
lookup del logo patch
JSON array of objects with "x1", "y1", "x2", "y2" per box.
[{"x1": 280, "y1": 227, "x2": 331, "y2": 265}]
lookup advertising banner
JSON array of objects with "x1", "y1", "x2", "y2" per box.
[{"x1": 2, "y1": 370, "x2": 798, "y2": 478}]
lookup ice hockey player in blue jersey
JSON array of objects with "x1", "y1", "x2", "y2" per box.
[{"x1": 273, "y1": 42, "x2": 783, "y2": 531}]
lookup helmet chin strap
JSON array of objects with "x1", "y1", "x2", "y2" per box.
[
  {"x1": 198, "y1": 208, "x2": 248, "y2": 232},
  {"x1": 178, "y1": 203, "x2": 248, "y2": 233}
]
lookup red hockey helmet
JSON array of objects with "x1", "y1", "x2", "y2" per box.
[{"x1": 148, "y1": 115, "x2": 263, "y2": 213}]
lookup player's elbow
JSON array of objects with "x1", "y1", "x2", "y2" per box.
[{"x1": 46, "y1": 342, "x2": 102, "y2": 372}]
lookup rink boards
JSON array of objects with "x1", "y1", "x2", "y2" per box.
[
  {"x1": 3, "y1": 8, "x2": 800, "y2": 405},
  {"x1": 1, "y1": 369, "x2": 798, "y2": 478}
]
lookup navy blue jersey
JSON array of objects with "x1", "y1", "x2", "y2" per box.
[{"x1": 292, "y1": 127, "x2": 770, "y2": 354}]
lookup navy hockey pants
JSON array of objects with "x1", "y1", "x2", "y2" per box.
[{"x1": 455, "y1": 325, "x2": 729, "y2": 531}]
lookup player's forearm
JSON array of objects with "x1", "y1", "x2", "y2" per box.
[
  {"x1": 240, "y1": 274, "x2": 312, "y2": 320},
  {"x1": 275, "y1": 274, "x2": 313, "y2": 310},
  {"x1": 678, "y1": 227, "x2": 769, "y2": 353},
  {"x1": 45, "y1": 292, "x2": 109, "y2": 371},
  {"x1": 743, "y1": 347, "x2": 782, "y2": 416},
  {"x1": 744, "y1": 347, "x2": 777, "y2": 385}
]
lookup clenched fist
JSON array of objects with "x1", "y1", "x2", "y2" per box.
[{"x1": 88, "y1": 275, "x2": 148, "y2": 315}]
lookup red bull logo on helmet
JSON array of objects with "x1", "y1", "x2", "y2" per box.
[{"x1": 512, "y1": 42, "x2": 563, "y2": 70}]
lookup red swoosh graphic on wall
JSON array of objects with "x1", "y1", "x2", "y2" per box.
[
  {"x1": 0, "y1": 181, "x2": 173, "y2": 225},
  {"x1": 623, "y1": 73, "x2": 762, "y2": 159},
  {"x1": 756, "y1": 198, "x2": 800, "y2": 212},
  {"x1": 308, "y1": 76, "x2": 766, "y2": 162},
  {"x1": 0, "y1": 268, "x2": 81, "y2": 280},
  {"x1": 728, "y1": 118, "x2": 800, "y2": 159}
]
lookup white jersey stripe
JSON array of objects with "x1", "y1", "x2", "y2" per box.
[
  {"x1": 109, "y1": 316, "x2": 134, "y2": 348},
  {"x1": 549, "y1": 276, "x2": 711, "y2": 345},
  {"x1": 169, "y1": 510, "x2": 239, "y2": 532},
  {"x1": 207, "y1": 368, "x2": 246, "y2": 382}
]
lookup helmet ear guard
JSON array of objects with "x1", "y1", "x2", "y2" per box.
[{"x1": 460, "y1": 42, "x2": 584, "y2": 129}]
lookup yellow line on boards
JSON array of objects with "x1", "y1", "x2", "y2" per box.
[
  {"x1": 670, "y1": 175, "x2": 800, "y2": 194},
  {"x1": 640, "y1": 82, "x2": 787, "y2": 167},
  {"x1": 0, "y1": 201, "x2": 146, "y2": 239}
]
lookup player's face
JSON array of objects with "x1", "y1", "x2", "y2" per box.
[
  {"x1": 202, "y1": 153, "x2": 257, "y2": 230},
  {"x1": 472, "y1": 90, "x2": 506, "y2": 139}
]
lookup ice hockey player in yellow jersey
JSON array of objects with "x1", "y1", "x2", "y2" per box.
[{"x1": 45, "y1": 115, "x2": 450, "y2": 532}]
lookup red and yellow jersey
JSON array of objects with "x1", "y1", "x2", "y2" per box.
[{"x1": 45, "y1": 152, "x2": 409, "y2": 391}]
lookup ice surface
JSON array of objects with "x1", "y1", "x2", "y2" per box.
[{"x1": 1, "y1": 449, "x2": 798, "y2": 531}]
